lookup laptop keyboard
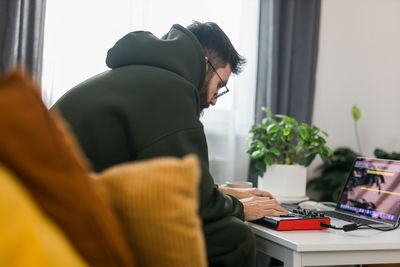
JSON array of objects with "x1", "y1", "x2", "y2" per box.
[{"x1": 323, "y1": 210, "x2": 383, "y2": 225}]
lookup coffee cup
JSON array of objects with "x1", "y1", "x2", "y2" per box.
[{"x1": 222, "y1": 181, "x2": 253, "y2": 188}]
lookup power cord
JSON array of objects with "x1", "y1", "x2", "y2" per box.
[
  {"x1": 357, "y1": 222, "x2": 400, "y2": 231},
  {"x1": 320, "y1": 222, "x2": 400, "y2": 232},
  {"x1": 320, "y1": 222, "x2": 358, "y2": 232}
]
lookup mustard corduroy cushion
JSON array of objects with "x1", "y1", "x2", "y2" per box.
[
  {"x1": 95, "y1": 154, "x2": 207, "y2": 267},
  {"x1": 0, "y1": 163, "x2": 88, "y2": 267},
  {"x1": 0, "y1": 69, "x2": 135, "y2": 267}
]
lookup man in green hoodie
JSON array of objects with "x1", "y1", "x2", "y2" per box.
[{"x1": 52, "y1": 21, "x2": 287, "y2": 267}]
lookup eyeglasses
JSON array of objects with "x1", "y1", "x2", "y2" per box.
[{"x1": 207, "y1": 61, "x2": 230, "y2": 99}]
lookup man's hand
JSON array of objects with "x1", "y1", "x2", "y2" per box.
[
  {"x1": 219, "y1": 186, "x2": 274, "y2": 200},
  {"x1": 240, "y1": 196, "x2": 288, "y2": 221}
]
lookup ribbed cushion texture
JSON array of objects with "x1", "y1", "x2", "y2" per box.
[
  {"x1": 95, "y1": 155, "x2": 207, "y2": 267},
  {"x1": 0, "y1": 163, "x2": 89, "y2": 267},
  {"x1": 0, "y1": 69, "x2": 135, "y2": 267}
]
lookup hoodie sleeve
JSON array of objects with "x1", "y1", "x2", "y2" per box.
[{"x1": 136, "y1": 126, "x2": 244, "y2": 223}]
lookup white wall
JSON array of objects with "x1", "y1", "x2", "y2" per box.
[{"x1": 312, "y1": 0, "x2": 400, "y2": 165}]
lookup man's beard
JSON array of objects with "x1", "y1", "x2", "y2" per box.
[{"x1": 199, "y1": 74, "x2": 211, "y2": 114}]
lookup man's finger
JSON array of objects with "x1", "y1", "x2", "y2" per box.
[
  {"x1": 263, "y1": 209, "x2": 288, "y2": 217},
  {"x1": 254, "y1": 189, "x2": 273, "y2": 198},
  {"x1": 259, "y1": 200, "x2": 288, "y2": 213}
]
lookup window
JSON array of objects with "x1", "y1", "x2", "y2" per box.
[{"x1": 42, "y1": 0, "x2": 259, "y2": 183}]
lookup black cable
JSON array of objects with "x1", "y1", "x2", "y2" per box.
[
  {"x1": 343, "y1": 223, "x2": 359, "y2": 232},
  {"x1": 357, "y1": 222, "x2": 400, "y2": 231},
  {"x1": 320, "y1": 222, "x2": 400, "y2": 232},
  {"x1": 320, "y1": 222, "x2": 358, "y2": 232}
]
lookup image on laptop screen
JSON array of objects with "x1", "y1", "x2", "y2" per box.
[{"x1": 337, "y1": 157, "x2": 400, "y2": 224}]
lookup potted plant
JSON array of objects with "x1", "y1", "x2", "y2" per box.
[
  {"x1": 247, "y1": 107, "x2": 333, "y2": 199},
  {"x1": 307, "y1": 106, "x2": 400, "y2": 202}
]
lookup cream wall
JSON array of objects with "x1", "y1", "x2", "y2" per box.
[{"x1": 312, "y1": 0, "x2": 400, "y2": 165}]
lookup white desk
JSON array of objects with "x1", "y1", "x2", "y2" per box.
[{"x1": 248, "y1": 222, "x2": 400, "y2": 267}]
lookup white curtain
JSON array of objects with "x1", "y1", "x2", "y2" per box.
[{"x1": 42, "y1": 0, "x2": 260, "y2": 185}]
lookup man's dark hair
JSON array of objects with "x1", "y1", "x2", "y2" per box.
[{"x1": 187, "y1": 21, "x2": 246, "y2": 74}]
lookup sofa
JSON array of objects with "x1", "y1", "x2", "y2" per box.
[{"x1": 0, "y1": 69, "x2": 207, "y2": 267}]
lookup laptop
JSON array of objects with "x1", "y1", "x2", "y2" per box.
[{"x1": 321, "y1": 157, "x2": 400, "y2": 228}]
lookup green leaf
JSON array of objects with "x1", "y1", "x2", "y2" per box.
[
  {"x1": 269, "y1": 148, "x2": 280, "y2": 156},
  {"x1": 266, "y1": 123, "x2": 280, "y2": 134},
  {"x1": 261, "y1": 118, "x2": 268, "y2": 124},
  {"x1": 317, "y1": 136, "x2": 327, "y2": 144},
  {"x1": 275, "y1": 114, "x2": 290, "y2": 121},
  {"x1": 298, "y1": 125, "x2": 308, "y2": 140},
  {"x1": 301, "y1": 123, "x2": 310, "y2": 130},
  {"x1": 261, "y1": 107, "x2": 273, "y2": 117},
  {"x1": 311, "y1": 126, "x2": 320, "y2": 136},
  {"x1": 312, "y1": 136, "x2": 322, "y2": 145},
  {"x1": 253, "y1": 160, "x2": 266, "y2": 177},
  {"x1": 249, "y1": 126, "x2": 261, "y2": 134},
  {"x1": 256, "y1": 141, "x2": 265, "y2": 148},
  {"x1": 326, "y1": 146, "x2": 334, "y2": 157},
  {"x1": 264, "y1": 154, "x2": 273, "y2": 165},
  {"x1": 320, "y1": 146, "x2": 330, "y2": 155},
  {"x1": 251, "y1": 150, "x2": 264, "y2": 159},
  {"x1": 302, "y1": 155, "x2": 316, "y2": 167},
  {"x1": 283, "y1": 127, "x2": 291, "y2": 136},
  {"x1": 351, "y1": 105, "x2": 361, "y2": 122}
]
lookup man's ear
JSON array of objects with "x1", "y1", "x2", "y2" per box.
[{"x1": 205, "y1": 57, "x2": 209, "y2": 71}]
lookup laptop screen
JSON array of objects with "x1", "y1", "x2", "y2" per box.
[{"x1": 337, "y1": 157, "x2": 400, "y2": 224}]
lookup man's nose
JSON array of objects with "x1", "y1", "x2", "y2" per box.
[{"x1": 210, "y1": 98, "x2": 217, "y2": 106}]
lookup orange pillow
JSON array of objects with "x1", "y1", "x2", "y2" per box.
[
  {"x1": 0, "y1": 69, "x2": 135, "y2": 267},
  {"x1": 95, "y1": 155, "x2": 207, "y2": 267}
]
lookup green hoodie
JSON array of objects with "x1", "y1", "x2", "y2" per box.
[{"x1": 53, "y1": 25, "x2": 254, "y2": 267}]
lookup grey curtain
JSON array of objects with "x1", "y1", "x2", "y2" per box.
[
  {"x1": 250, "y1": 0, "x2": 321, "y2": 185},
  {"x1": 255, "y1": 0, "x2": 321, "y2": 125},
  {"x1": 0, "y1": 0, "x2": 46, "y2": 83}
]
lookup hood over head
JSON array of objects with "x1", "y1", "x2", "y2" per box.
[{"x1": 106, "y1": 24, "x2": 206, "y2": 92}]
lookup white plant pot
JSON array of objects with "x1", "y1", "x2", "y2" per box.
[{"x1": 258, "y1": 164, "x2": 307, "y2": 198}]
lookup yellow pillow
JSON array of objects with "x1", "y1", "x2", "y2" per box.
[
  {"x1": 0, "y1": 163, "x2": 88, "y2": 267},
  {"x1": 0, "y1": 69, "x2": 135, "y2": 267},
  {"x1": 94, "y1": 155, "x2": 207, "y2": 267}
]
